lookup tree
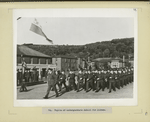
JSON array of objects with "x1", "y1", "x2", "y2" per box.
[{"x1": 103, "y1": 49, "x2": 110, "y2": 57}]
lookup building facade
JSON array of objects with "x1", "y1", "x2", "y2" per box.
[
  {"x1": 17, "y1": 45, "x2": 56, "y2": 84},
  {"x1": 52, "y1": 56, "x2": 78, "y2": 71},
  {"x1": 92, "y1": 58, "x2": 123, "y2": 69}
]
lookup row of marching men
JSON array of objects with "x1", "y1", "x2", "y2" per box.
[{"x1": 43, "y1": 67, "x2": 134, "y2": 99}]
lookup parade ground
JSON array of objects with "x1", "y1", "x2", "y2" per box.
[{"x1": 17, "y1": 82, "x2": 133, "y2": 99}]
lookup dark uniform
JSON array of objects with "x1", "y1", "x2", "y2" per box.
[
  {"x1": 43, "y1": 70, "x2": 59, "y2": 99},
  {"x1": 77, "y1": 72, "x2": 84, "y2": 92},
  {"x1": 95, "y1": 71, "x2": 104, "y2": 92},
  {"x1": 83, "y1": 71, "x2": 88, "y2": 91},
  {"x1": 59, "y1": 73, "x2": 68, "y2": 91},
  {"x1": 105, "y1": 70, "x2": 110, "y2": 89},
  {"x1": 119, "y1": 69, "x2": 124, "y2": 88},
  {"x1": 108, "y1": 71, "x2": 116, "y2": 93},
  {"x1": 68, "y1": 72, "x2": 77, "y2": 91},
  {"x1": 86, "y1": 71, "x2": 94, "y2": 92},
  {"x1": 114, "y1": 70, "x2": 120, "y2": 90}
]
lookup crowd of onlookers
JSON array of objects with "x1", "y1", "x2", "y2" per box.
[{"x1": 16, "y1": 69, "x2": 47, "y2": 85}]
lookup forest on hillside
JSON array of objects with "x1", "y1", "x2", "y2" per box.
[{"x1": 26, "y1": 37, "x2": 134, "y2": 60}]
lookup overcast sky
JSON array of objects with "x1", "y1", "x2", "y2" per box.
[{"x1": 17, "y1": 17, "x2": 134, "y2": 45}]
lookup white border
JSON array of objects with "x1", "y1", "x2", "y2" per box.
[{"x1": 13, "y1": 8, "x2": 138, "y2": 107}]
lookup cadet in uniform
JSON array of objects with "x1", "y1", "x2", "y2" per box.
[
  {"x1": 105, "y1": 69, "x2": 110, "y2": 89},
  {"x1": 43, "y1": 68, "x2": 59, "y2": 99},
  {"x1": 59, "y1": 71, "x2": 68, "y2": 92},
  {"x1": 77, "y1": 70, "x2": 84, "y2": 92},
  {"x1": 83, "y1": 70, "x2": 88, "y2": 91},
  {"x1": 95, "y1": 70, "x2": 104, "y2": 92},
  {"x1": 114, "y1": 69, "x2": 120, "y2": 90},
  {"x1": 68, "y1": 71, "x2": 77, "y2": 91},
  {"x1": 119, "y1": 68, "x2": 124, "y2": 88},
  {"x1": 86, "y1": 70, "x2": 94, "y2": 92},
  {"x1": 108, "y1": 69, "x2": 116, "y2": 93}
]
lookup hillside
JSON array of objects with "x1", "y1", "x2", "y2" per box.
[{"x1": 26, "y1": 37, "x2": 134, "y2": 60}]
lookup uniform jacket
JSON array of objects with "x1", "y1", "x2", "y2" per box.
[
  {"x1": 77, "y1": 73, "x2": 84, "y2": 81},
  {"x1": 96, "y1": 73, "x2": 104, "y2": 81},
  {"x1": 68, "y1": 73, "x2": 75, "y2": 82},
  {"x1": 47, "y1": 72, "x2": 56, "y2": 86},
  {"x1": 87, "y1": 73, "x2": 93, "y2": 82},
  {"x1": 59, "y1": 74, "x2": 66, "y2": 82}
]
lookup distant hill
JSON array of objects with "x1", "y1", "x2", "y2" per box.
[{"x1": 26, "y1": 37, "x2": 134, "y2": 60}]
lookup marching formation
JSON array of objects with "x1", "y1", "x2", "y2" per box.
[{"x1": 43, "y1": 67, "x2": 134, "y2": 99}]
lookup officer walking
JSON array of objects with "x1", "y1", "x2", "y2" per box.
[{"x1": 43, "y1": 68, "x2": 59, "y2": 99}]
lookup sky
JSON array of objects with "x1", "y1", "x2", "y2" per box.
[{"x1": 17, "y1": 17, "x2": 134, "y2": 45}]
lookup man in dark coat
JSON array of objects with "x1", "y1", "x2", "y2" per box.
[
  {"x1": 108, "y1": 70, "x2": 116, "y2": 93},
  {"x1": 77, "y1": 70, "x2": 84, "y2": 92},
  {"x1": 83, "y1": 70, "x2": 88, "y2": 91},
  {"x1": 95, "y1": 70, "x2": 104, "y2": 92},
  {"x1": 68, "y1": 71, "x2": 77, "y2": 91},
  {"x1": 58, "y1": 71, "x2": 68, "y2": 92},
  {"x1": 43, "y1": 69, "x2": 59, "y2": 99},
  {"x1": 86, "y1": 70, "x2": 94, "y2": 92}
]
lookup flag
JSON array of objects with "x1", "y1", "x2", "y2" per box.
[{"x1": 30, "y1": 20, "x2": 53, "y2": 44}]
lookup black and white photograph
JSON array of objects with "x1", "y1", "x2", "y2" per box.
[{"x1": 13, "y1": 8, "x2": 138, "y2": 106}]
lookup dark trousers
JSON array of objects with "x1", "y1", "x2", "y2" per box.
[
  {"x1": 120, "y1": 78, "x2": 124, "y2": 88},
  {"x1": 69, "y1": 81, "x2": 77, "y2": 91},
  {"x1": 77, "y1": 80, "x2": 84, "y2": 91},
  {"x1": 45, "y1": 84, "x2": 58, "y2": 97},
  {"x1": 59, "y1": 81, "x2": 68, "y2": 91},
  {"x1": 115, "y1": 79, "x2": 120, "y2": 89},
  {"x1": 19, "y1": 82, "x2": 27, "y2": 92},
  {"x1": 84, "y1": 79, "x2": 87, "y2": 90},
  {"x1": 96, "y1": 79, "x2": 104, "y2": 91},
  {"x1": 86, "y1": 80, "x2": 94, "y2": 91},
  {"x1": 109, "y1": 79, "x2": 116, "y2": 92}
]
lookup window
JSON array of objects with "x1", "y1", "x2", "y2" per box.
[
  {"x1": 40, "y1": 58, "x2": 46, "y2": 64},
  {"x1": 48, "y1": 58, "x2": 52, "y2": 64},
  {"x1": 33, "y1": 58, "x2": 39, "y2": 64},
  {"x1": 17, "y1": 56, "x2": 21, "y2": 64},
  {"x1": 24, "y1": 57, "x2": 31, "y2": 64}
]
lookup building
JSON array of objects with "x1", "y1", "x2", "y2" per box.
[
  {"x1": 52, "y1": 56, "x2": 78, "y2": 71},
  {"x1": 92, "y1": 58, "x2": 123, "y2": 69},
  {"x1": 17, "y1": 45, "x2": 56, "y2": 82}
]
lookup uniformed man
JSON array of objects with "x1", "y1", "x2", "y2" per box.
[
  {"x1": 54, "y1": 70, "x2": 60, "y2": 91},
  {"x1": 68, "y1": 71, "x2": 77, "y2": 91},
  {"x1": 114, "y1": 69, "x2": 120, "y2": 90},
  {"x1": 92, "y1": 70, "x2": 98, "y2": 91},
  {"x1": 119, "y1": 68, "x2": 124, "y2": 88},
  {"x1": 86, "y1": 70, "x2": 94, "y2": 92},
  {"x1": 122, "y1": 68, "x2": 126, "y2": 86},
  {"x1": 131, "y1": 67, "x2": 134, "y2": 82},
  {"x1": 83, "y1": 70, "x2": 88, "y2": 91},
  {"x1": 95, "y1": 70, "x2": 104, "y2": 92},
  {"x1": 105, "y1": 69, "x2": 110, "y2": 89},
  {"x1": 76, "y1": 70, "x2": 84, "y2": 92},
  {"x1": 43, "y1": 68, "x2": 59, "y2": 99},
  {"x1": 19, "y1": 78, "x2": 27, "y2": 92},
  {"x1": 59, "y1": 71, "x2": 68, "y2": 92},
  {"x1": 108, "y1": 69, "x2": 116, "y2": 93}
]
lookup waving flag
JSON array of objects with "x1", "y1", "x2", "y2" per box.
[{"x1": 30, "y1": 19, "x2": 53, "y2": 44}]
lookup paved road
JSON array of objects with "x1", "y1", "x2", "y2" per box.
[{"x1": 17, "y1": 82, "x2": 133, "y2": 99}]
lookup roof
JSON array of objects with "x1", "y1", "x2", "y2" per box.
[
  {"x1": 17, "y1": 45, "x2": 51, "y2": 58},
  {"x1": 53, "y1": 55, "x2": 77, "y2": 59},
  {"x1": 92, "y1": 58, "x2": 123, "y2": 62}
]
